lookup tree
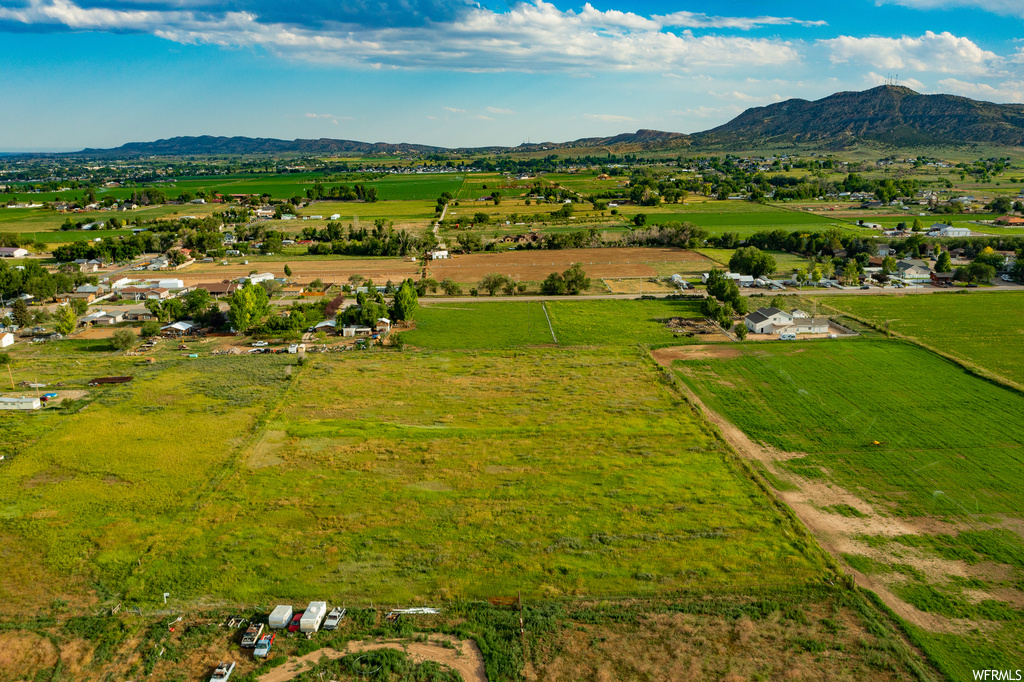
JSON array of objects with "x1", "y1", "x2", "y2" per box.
[
  {"x1": 479, "y1": 273, "x2": 507, "y2": 296},
  {"x1": 54, "y1": 304, "x2": 77, "y2": 336},
  {"x1": 882, "y1": 255, "x2": 899, "y2": 274},
  {"x1": 183, "y1": 288, "x2": 213, "y2": 319},
  {"x1": 140, "y1": 320, "x2": 162, "y2": 337},
  {"x1": 633, "y1": 213, "x2": 647, "y2": 226},
  {"x1": 391, "y1": 279, "x2": 419, "y2": 321},
  {"x1": 728, "y1": 246, "x2": 777, "y2": 279},
  {"x1": 227, "y1": 283, "x2": 271, "y2": 333},
  {"x1": 735, "y1": 323, "x2": 748, "y2": 341},
  {"x1": 440, "y1": 278, "x2": 462, "y2": 296},
  {"x1": 1010, "y1": 248, "x2": 1024, "y2": 283},
  {"x1": 562, "y1": 263, "x2": 590, "y2": 294},
  {"x1": 540, "y1": 272, "x2": 566, "y2": 295},
  {"x1": 989, "y1": 195, "x2": 1013, "y2": 214},
  {"x1": 111, "y1": 328, "x2": 137, "y2": 350},
  {"x1": 284, "y1": 264, "x2": 293, "y2": 278},
  {"x1": 11, "y1": 298, "x2": 31, "y2": 327},
  {"x1": 935, "y1": 251, "x2": 952, "y2": 273},
  {"x1": 456, "y1": 232, "x2": 482, "y2": 253},
  {"x1": 71, "y1": 298, "x2": 88, "y2": 316}
]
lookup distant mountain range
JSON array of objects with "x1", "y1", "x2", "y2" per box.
[{"x1": 68, "y1": 86, "x2": 1024, "y2": 157}]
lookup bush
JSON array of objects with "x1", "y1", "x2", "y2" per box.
[{"x1": 111, "y1": 328, "x2": 137, "y2": 350}]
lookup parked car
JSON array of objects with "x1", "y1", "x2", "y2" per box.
[
  {"x1": 251, "y1": 341, "x2": 269, "y2": 347},
  {"x1": 240, "y1": 622, "x2": 264, "y2": 648},
  {"x1": 288, "y1": 612, "x2": 303, "y2": 633},
  {"x1": 859, "y1": 285, "x2": 870, "y2": 289}
]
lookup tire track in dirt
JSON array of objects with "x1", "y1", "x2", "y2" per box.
[
  {"x1": 258, "y1": 635, "x2": 486, "y2": 682},
  {"x1": 655, "y1": 346, "x2": 993, "y2": 636}
]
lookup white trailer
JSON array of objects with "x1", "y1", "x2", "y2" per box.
[
  {"x1": 300, "y1": 601, "x2": 327, "y2": 633},
  {"x1": 268, "y1": 605, "x2": 293, "y2": 629}
]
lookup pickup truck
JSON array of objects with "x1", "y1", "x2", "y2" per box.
[
  {"x1": 209, "y1": 661, "x2": 235, "y2": 681},
  {"x1": 253, "y1": 633, "x2": 275, "y2": 658},
  {"x1": 323, "y1": 607, "x2": 346, "y2": 630},
  {"x1": 240, "y1": 622, "x2": 264, "y2": 648}
]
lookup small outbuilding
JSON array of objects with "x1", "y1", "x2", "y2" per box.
[
  {"x1": 0, "y1": 332, "x2": 13, "y2": 348},
  {"x1": 0, "y1": 396, "x2": 41, "y2": 410}
]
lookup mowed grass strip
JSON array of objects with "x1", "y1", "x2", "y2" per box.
[
  {"x1": 403, "y1": 302, "x2": 555, "y2": 349},
  {"x1": 403, "y1": 299, "x2": 703, "y2": 350},
  {"x1": 821, "y1": 292, "x2": 1024, "y2": 387}
]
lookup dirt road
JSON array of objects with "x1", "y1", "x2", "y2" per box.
[{"x1": 258, "y1": 635, "x2": 487, "y2": 682}]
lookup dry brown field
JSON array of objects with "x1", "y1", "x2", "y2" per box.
[{"x1": 426, "y1": 247, "x2": 716, "y2": 283}]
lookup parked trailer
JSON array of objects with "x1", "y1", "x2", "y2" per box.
[
  {"x1": 268, "y1": 605, "x2": 293, "y2": 629},
  {"x1": 300, "y1": 601, "x2": 328, "y2": 633}
]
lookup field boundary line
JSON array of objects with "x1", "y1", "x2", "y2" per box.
[{"x1": 540, "y1": 302, "x2": 557, "y2": 344}]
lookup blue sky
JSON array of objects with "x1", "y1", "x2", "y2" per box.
[{"x1": 0, "y1": 0, "x2": 1022, "y2": 150}]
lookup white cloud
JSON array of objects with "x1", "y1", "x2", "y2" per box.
[
  {"x1": 0, "y1": 0, "x2": 803, "y2": 72},
  {"x1": 937, "y1": 77, "x2": 1024, "y2": 102},
  {"x1": 443, "y1": 107, "x2": 466, "y2": 114},
  {"x1": 584, "y1": 113, "x2": 636, "y2": 123},
  {"x1": 486, "y1": 107, "x2": 516, "y2": 115},
  {"x1": 875, "y1": 0, "x2": 1024, "y2": 18},
  {"x1": 822, "y1": 31, "x2": 999, "y2": 75},
  {"x1": 655, "y1": 11, "x2": 827, "y2": 30},
  {"x1": 305, "y1": 113, "x2": 333, "y2": 118},
  {"x1": 669, "y1": 105, "x2": 745, "y2": 119}
]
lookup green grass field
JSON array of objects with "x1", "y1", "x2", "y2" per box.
[
  {"x1": 821, "y1": 292, "x2": 1024, "y2": 386},
  {"x1": 695, "y1": 248, "x2": 810, "y2": 276},
  {"x1": 0, "y1": 342, "x2": 827, "y2": 608},
  {"x1": 672, "y1": 337, "x2": 1024, "y2": 677},
  {"x1": 403, "y1": 299, "x2": 703, "y2": 350}
]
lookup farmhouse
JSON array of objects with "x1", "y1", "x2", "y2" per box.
[
  {"x1": 428, "y1": 249, "x2": 450, "y2": 260},
  {"x1": 896, "y1": 260, "x2": 933, "y2": 281},
  {"x1": 342, "y1": 325, "x2": 372, "y2": 337},
  {"x1": 0, "y1": 396, "x2": 41, "y2": 410},
  {"x1": 0, "y1": 247, "x2": 29, "y2": 258},
  {"x1": 0, "y1": 332, "x2": 13, "y2": 348},
  {"x1": 744, "y1": 307, "x2": 794, "y2": 334},
  {"x1": 194, "y1": 281, "x2": 239, "y2": 298},
  {"x1": 929, "y1": 223, "x2": 971, "y2": 238},
  {"x1": 313, "y1": 320, "x2": 338, "y2": 334}
]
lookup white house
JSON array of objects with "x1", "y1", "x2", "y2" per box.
[
  {"x1": 897, "y1": 260, "x2": 933, "y2": 281},
  {"x1": 744, "y1": 307, "x2": 795, "y2": 334},
  {"x1": 429, "y1": 249, "x2": 449, "y2": 260},
  {"x1": 246, "y1": 273, "x2": 275, "y2": 285},
  {"x1": 0, "y1": 332, "x2": 13, "y2": 348},
  {"x1": 0, "y1": 247, "x2": 29, "y2": 258}
]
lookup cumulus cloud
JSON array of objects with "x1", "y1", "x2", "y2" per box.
[
  {"x1": 937, "y1": 77, "x2": 1024, "y2": 102},
  {"x1": 0, "y1": 0, "x2": 804, "y2": 72},
  {"x1": 822, "y1": 31, "x2": 999, "y2": 75},
  {"x1": 656, "y1": 11, "x2": 827, "y2": 30}
]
